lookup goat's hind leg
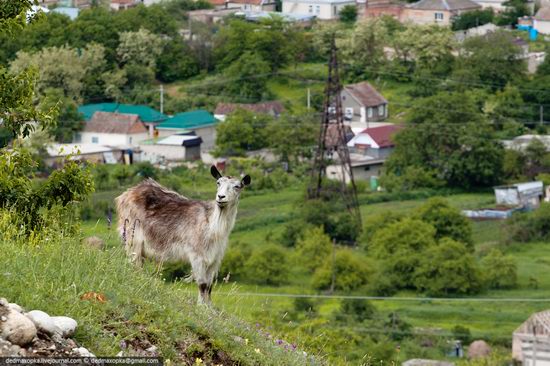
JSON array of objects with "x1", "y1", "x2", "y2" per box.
[{"x1": 191, "y1": 260, "x2": 211, "y2": 305}]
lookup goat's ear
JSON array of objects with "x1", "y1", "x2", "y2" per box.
[
  {"x1": 241, "y1": 175, "x2": 251, "y2": 186},
  {"x1": 211, "y1": 165, "x2": 222, "y2": 180}
]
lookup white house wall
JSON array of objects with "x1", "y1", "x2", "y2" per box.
[
  {"x1": 282, "y1": 0, "x2": 355, "y2": 19},
  {"x1": 534, "y1": 19, "x2": 550, "y2": 35},
  {"x1": 80, "y1": 132, "x2": 149, "y2": 148}
]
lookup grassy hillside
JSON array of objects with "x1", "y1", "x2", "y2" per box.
[{"x1": 0, "y1": 233, "x2": 314, "y2": 365}]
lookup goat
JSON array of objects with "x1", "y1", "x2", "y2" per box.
[{"x1": 115, "y1": 166, "x2": 251, "y2": 304}]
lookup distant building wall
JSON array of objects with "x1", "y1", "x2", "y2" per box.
[
  {"x1": 534, "y1": 19, "x2": 550, "y2": 34},
  {"x1": 282, "y1": 0, "x2": 354, "y2": 19},
  {"x1": 401, "y1": 8, "x2": 453, "y2": 25},
  {"x1": 80, "y1": 132, "x2": 148, "y2": 147}
]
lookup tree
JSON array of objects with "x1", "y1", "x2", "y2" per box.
[
  {"x1": 266, "y1": 113, "x2": 318, "y2": 164},
  {"x1": 156, "y1": 39, "x2": 200, "y2": 82},
  {"x1": 223, "y1": 51, "x2": 271, "y2": 102},
  {"x1": 41, "y1": 89, "x2": 85, "y2": 143},
  {"x1": 295, "y1": 226, "x2": 333, "y2": 272},
  {"x1": 383, "y1": 91, "x2": 505, "y2": 189},
  {"x1": 335, "y1": 299, "x2": 376, "y2": 323},
  {"x1": 245, "y1": 244, "x2": 289, "y2": 285},
  {"x1": 343, "y1": 17, "x2": 388, "y2": 80},
  {"x1": 451, "y1": 9, "x2": 494, "y2": 31},
  {"x1": 484, "y1": 84, "x2": 525, "y2": 127},
  {"x1": 369, "y1": 218, "x2": 437, "y2": 288},
  {"x1": 454, "y1": 31, "x2": 526, "y2": 91},
  {"x1": 117, "y1": 28, "x2": 162, "y2": 68},
  {"x1": 312, "y1": 248, "x2": 372, "y2": 291},
  {"x1": 480, "y1": 249, "x2": 518, "y2": 289},
  {"x1": 0, "y1": 0, "x2": 94, "y2": 233},
  {"x1": 413, "y1": 238, "x2": 483, "y2": 295},
  {"x1": 339, "y1": 5, "x2": 357, "y2": 23},
  {"x1": 213, "y1": 109, "x2": 272, "y2": 156},
  {"x1": 10, "y1": 43, "x2": 107, "y2": 101},
  {"x1": 414, "y1": 197, "x2": 473, "y2": 248}
]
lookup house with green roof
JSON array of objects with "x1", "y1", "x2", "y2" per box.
[
  {"x1": 78, "y1": 103, "x2": 168, "y2": 124},
  {"x1": 157, "y1": 110, "x2": 218, "y2": 150}
]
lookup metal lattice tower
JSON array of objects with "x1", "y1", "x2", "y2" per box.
[{"x1": 308, "y1": 37, "x2": 362, "y2": 231}]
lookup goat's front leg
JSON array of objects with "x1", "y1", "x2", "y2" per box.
[{"x1": 192, "y1": 260, "x2": 211, "y2": 305}]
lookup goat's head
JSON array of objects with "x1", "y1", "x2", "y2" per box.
[{"x1": 211, "y1": 165, "x2": 251, "y2": 208}]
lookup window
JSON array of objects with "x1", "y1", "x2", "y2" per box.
[
  {"x1": 435, "y1": 12, "x2": 444, "y2": 21},
  {"x1": 308, "y1": 5, "x2": 313, "y2": 13},
  {"x1": 91, "y1": 136, "x2": 99, "y2": 144},
  {"x1": 345, "y1": 108, "x2": 353, "y2": 121},
  {"x1": 368, "y1": 108, "x2": 373, "y2": 118},
  {"x1": 315, "y1": 5, "x2": 320, "y2": 13},
  {"x1": 379, "y1": 105, "x2": 384, "y2": 116}
]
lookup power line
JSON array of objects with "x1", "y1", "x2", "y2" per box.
[{"x1": 217, "y1": 292, "x2": 550, "y2": 303}]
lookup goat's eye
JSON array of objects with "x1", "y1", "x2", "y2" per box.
[{"x1": 235, "y1": 185, "x2": 241, "y2": 189}]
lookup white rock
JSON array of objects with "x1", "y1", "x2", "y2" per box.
[
  {"x1": 146, "y1": 345, "x2": 157, "y2": 353},
  {"x1": 0, "y1": 298, "x2": 8, "y2": 307},
  {"x1": 73, "y1": 347, "x2": 95, "y2": 357},
  {"x1": 25, "y1": 310, "x2": 61, "y2": 336},
  {"x1": 51, "y1": 316, "x2": 77, "y2": 338},
  {"x1": 0, "y1": 310, "x2": 37, "y2": 346},
  {"x1": 1, "y1": 316, "x2": 6, "y2": 322},
  {"x1": 8, "y1": 304, "x2": 23, "y2": 313},
  {"x1": 116, "y1": 351, "x2": 124, "y2": 357}
]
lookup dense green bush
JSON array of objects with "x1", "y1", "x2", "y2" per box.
[
  {"x1": 334, "y1": 299, "x2": 376, "y2": 323},
  {"x1": 244, "y1": 244, "x2": 289, "y2": 286},
  {"x1": 219, "y1": 242, "x2": 252, "y2": 282},
  {"x1": 359, "y1": 211, "x2": 404, "y2": 251},
  {"x1": 413, "y1": 197, "x2": 473, "y2": 248},
  {"x1": 480, "y1": 249, "x2": 518, "y2": 289},
  {"x1": 295, "y1": 226, "x2": 332, "y2": 272},
  {"x1": 506, "y1": 203, "x2": 550, "y2": 242},
  {"x1": 312, "y1": 248, "x2": 372, "y2": 291},
  {"x1": 413, "y1": 238, "x2": 483, "y2": 296}
]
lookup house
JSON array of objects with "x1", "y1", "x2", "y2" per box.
[
  {"x1": 45, "y1": 143, "x2": 123, "y2": 167},
  {"x1": 534, "y1": 7, "x2": 550, "y2": 35},
  {"x1": 51, "y1": 7, "x2": 80, "y2": 20},
  {"x1": 494, "y1": 181, "x2": 544, "y2": 209},
  {"x1": 327, "y1": 154, "x2": 387, "y2": 182},
  {"x1": 282, "y1": 0, "x2": 357, "y2": 20},
  {"x1": 402, "y1": 360, "x2": 455, "y2": 366},
  {"x1": 341, "y1": 82, "x2": 388, "y2": 125},
  {"x1": 401, "y1": 0, "x2": 481, "y2": 25},
  {"x1": 513, "y1": 310, "x2": 550, "y2": 365},
  {"x1": 208, "y1": 0, "x2": 277, "y2": 11},
  {"x1": 156, "y1": 110, "x2": 218, "y2": 150},
  {"x1": 363, "y1": 0, "x2": 404, "y2": 19},
  {"x1": 214, "y1": 101, "x2": 285, "y2": 121},
  {"x1": 455, "y1": 23, "x2": 499, "y2": 42},
  {"x1": 110, "y1": 0, "x2": 138, "y2": 10},
  {"x1": 187, "y1": 8, "x2": 242, "y2": 23},
  {"x1": 78, "y1": 103, "x2": 168, "y2": 136},
  {"x1": 77, "y1": 112, "x2": 149, "y2": 148},
  {"x1": 502, "y1": 135, "x2": 550, "y2": 151},
  {"x1": 347, "y1": 124, "x2": 402, "y2": 159},
  {"x1": 140, "y1": 133, "x2": 203, "y2": 163},
  {"x1": 237, "y1": 10, "x2": 316, "y2": 23}
]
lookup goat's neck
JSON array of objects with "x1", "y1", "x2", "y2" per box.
[{"x1": 208, "y1": 201, "x2": 239, "y2": 241}]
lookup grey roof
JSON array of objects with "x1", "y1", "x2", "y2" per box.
[{"x1": 406, "y1": 0, "x2": 480, "y2": 11}]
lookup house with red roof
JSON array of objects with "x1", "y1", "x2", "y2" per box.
[
  {"x1": 341, "y1": 81, "x2": 388, "y2": 124},
  {"x1": 347, "y1": 124, "x2": 403, "y2": 159}
]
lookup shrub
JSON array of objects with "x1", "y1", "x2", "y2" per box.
[
  {"x1": 312, "y1": 248, "x2": 372, "y2": 291},
  {"x1": 413, "y1": 238, "x2": 483, "y2": 296},
  {"x1": 379, "y1": 166, "x2": 444, "y2": 192},
  {"x1": 295, "y1": 226, "x2": 332, "y2": 272},
  {"x1": 359, "y1": 211, "x2": 404, "y2": 252},
  {"x1": 506, "y1": 203, "x2": 550, "y2": 242},
  {"x1": 219, "y1": 242, "x2": 252, "y2": 282},
  {"x1": 452, "y1": 325, "x2": 472, "y2": 344},
  {"x1": 414, "y1": 197, "x2": 473, "y2": 248},
  {"x1": 335, "y1": 298, "x2": 376, "y2": 323},
  {"x1": 369, "y1": 218, "x2": 437, "y2": 288},
  {"x1": 293, "y1": 297, "x2": 317, "y2": 317},
  {"x1": 480, "y1": 249, "x2": 517, "y2": 289},
  {"x1": 244, "y1": 244, "x2": 289, "y2": 286},
  {"x1": 279, "y1": 219, "x2": 312, "y2": 247}
]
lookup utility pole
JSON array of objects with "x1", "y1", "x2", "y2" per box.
[
  {"x1": 160, "y1": 84, "x2": 164, "y2": 114},
  {"x1": 307, "y1": 88, "x2": 311, "y2": 110},
  {"x1": 330, "y1": 239, "x2": 336, "y2": 294},
  {"x1": 307, "y1": 36, "x2": 362, "y2": 236},
  {"x1": 540, "y1": 105, "x2": 544, "y2": 126}
]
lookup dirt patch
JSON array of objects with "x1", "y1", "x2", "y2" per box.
[{"x1": 176, "y1": 335, "x2": 240, "y2": 366}]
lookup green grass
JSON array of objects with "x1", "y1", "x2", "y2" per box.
[{"x1": 0, "y1": 234, "x2": 313, "y2": 365}]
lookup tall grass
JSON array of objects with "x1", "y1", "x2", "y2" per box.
[{"x1": 0, "y1": 230, "x2": 315, "y2": 365}]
